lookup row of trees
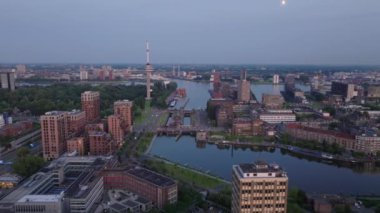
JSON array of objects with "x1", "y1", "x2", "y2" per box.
[
  {"x1": 151, "y1": 81, "x2": 177, "y2": 108},
  {"x1": 0, "y1": 82, "x2": 177, "y2": 116}
]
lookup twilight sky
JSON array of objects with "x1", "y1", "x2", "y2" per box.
[{"x1": 0, "y1": 0, "x2": 379, "y2": 65}]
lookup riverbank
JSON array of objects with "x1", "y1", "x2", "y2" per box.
[{"x1": 145, "y1": 155, "x2": 229, "y2": 189}]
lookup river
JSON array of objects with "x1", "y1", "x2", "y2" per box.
[{"x1": 150, "y1": 79, "x2": 380, "y2": 195}]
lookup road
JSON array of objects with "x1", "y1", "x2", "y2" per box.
[{"x1": 0, "y1": 130, "x2": 42, "y2": 174}]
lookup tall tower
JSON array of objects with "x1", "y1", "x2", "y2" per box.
[
  {"x1": 238, "y1": 70, "x2": 251, "y2": 102},
  {"x1": 145, "y1": 41, "x2": 153, "y2": 100},
  {"x1": 81, "y1": 91, "x2": 100, "y2": 123}
]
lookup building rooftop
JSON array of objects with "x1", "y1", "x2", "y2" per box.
[
  {"x1": 109, "y1": 203, "x2": 126, "y2": 211},
  {"x1": 123, "y1": 200, "x2": 139, "y2": 208},
  {"x1": 88, "y1": 131, "x2": 108, "y2": 137},
  {"x1": 114, "y1": 100, "x2": 133, "y2": 105},
  {"x1": 127, "y1": 168, "x2": 176, "y2": 188},
  {"x1": 0, "y1": 155, "x2": 112, "y2": 205},
  {"x1": 68, "y1": 110, "x2": 84, "y2": 115},
  {"x1": 234, "y1": 161, "x2": 287, "y2": 178},
  {"x1": 286, "y1": 123, "x2": 355, "y2": 140},
  {"x1": 17, "y1": 194, "x2": 63, "y2": 203},
  {"x1": 82, "y1": 91, "x2": 99, "y2": 94},
  {"x1": 43, "y1": 111, "x2": 67, "y2": 116}
]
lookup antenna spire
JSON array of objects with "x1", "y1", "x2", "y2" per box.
[{"x1": 146, "y1": 40, "x2": 150, "y2": 64}]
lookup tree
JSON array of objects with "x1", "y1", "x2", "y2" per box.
[
  {"x1": 16, "y1": 147, "x2": 30, "y2": 158},
  {"x1": 323, "y1": 106, "x2": 336, "y2": 116},
  {"x1": 13, "y1": 150, "x2": 45, "y2": 177}
]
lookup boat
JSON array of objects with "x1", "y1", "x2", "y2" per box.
[
  {"x1": 321, "y1": 153, "x2": 334, "y2": 159},
  {"x1": 169, "y1": 100, "x2": 177, "y2": 107}
]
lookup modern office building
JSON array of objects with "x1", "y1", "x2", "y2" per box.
[
  {"x1": 102, "y1": 168, "x2": 178, "y2": 209},
  {"x1": 0, "y1": 71, "x2": 15, "y2": 91},
  {"x1": 81, "y1": 91, "x2": 100, "y2": 123},
  {"x1": 0, "y1": 155, "x2": 114, "y2": 213},
  {"x1": 232, "y1": 161, "x2": 288, "y2": 213},
  {"x1": 113, "y1": 100, "x2": 133, "y2": 133},
  {"x1": 107, "y1": 115, "x2": 124, "y2": 145},
  {"x1": 331, "y1": 82, "x2": 356, "y2": 102},
  {"x1": 273, "y1": 74, "x2": 280, "y2": 84},
  {"x1": 14, "y1": 194, "x2": 64, "y2": 213},
  {"x1": 259, "y1": 111, "x2": 296, "y2": 124},
  {"x1": 40, "y1": 111, "x2": 69, "y2": 160},
  {"x1": 80, "y1": 70, "x2": 89, "y2": 81}
]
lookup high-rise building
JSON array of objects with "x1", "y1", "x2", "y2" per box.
[
  {"x1": 113, "y1": 100, "x2": 133, "y2": 133},
  {"x1": 238, "y1": 70, "x2": 251, "y2": 102},
  {"x1": 81, "y1": 91, "x2": 100, "y2": 123},
  {"x1": 15, "y1": 64, "x2": 26, "y2": 77},
  {"x1": 331, "y1": 82, "x2": 356, "y2": 102},
  {"x1": 67, "y1": 110, "x2": 86, "y2": 135},
  {"x1": 108, "y1": 70, "x2": 113, "y2": 80},
  {"x1": 232, "y1": 161, "x2": 288, "y2": 213},
  {"x1": 284, "y1": 74, "x2": 296, "y2": 92},
  {"x1": 0, "y1": 71, "x2": 15, "y2": 91},
  {"x1": 88, "y1": 131, "x2": 113, "y2": 155},
  {"x1": 145, "y1": 41, "x2": 153, "y2": 100},
  {"x1": 273, "y1": 74, "x2": 280, "y2": 84},
  {"x1": 40, "y1": 111, "x2": 69, "y2": 160},
  {"x1": 80, "y1": 70, "x2": 88, "y2": 80},
  {"x1": 367, "y1": 85, "x2": 380, "y2": 98},
  {"x1": 107, "y1": 115, "x2": 124, "y2": 145}
]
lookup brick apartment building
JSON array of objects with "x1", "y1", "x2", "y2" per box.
[
  {"x1": 66, "y1": 137, "x2": 86, "y2": 155},
  {"x1": 262, "y1": 94, "x2": 284, "y2": 109},
  {"x1": 88, "y1": 131, "x2": 114, "y2": 156},
  {"x1": 113, "y1": 100, "x2": 133, "y2": 133},
  {"x1": 67, "y1": 110, "x2": 86, "y2": 135},
  {"x1": 232, "y1": 118, "x2": 264, "y2": 136},
  {"x1": 107, "y1": 115, "x2": 124, "y2": 146},
  {"x1": 285, "y1": 123, "x2": 356, "y2": 151},
  {"x1": 0, "y1": 121, "x2": 33, "y2": 138},
  {"x1": 40, "y1": 111, "x2": 69, "y2": 160},
  {"x1": 81, "y1": 91, "x2": 100, "y2": 123},
  {"x1": 102, "y1": 168, "x2": 178, "y2": 209}
]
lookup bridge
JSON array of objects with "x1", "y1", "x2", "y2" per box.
[{"x1": 156, "y1": 126, "x2": 205, "y2": 136}]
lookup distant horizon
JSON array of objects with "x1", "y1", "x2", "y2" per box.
[
  {"x1": 1, "y1": 62, "x2": 380, "y2": 67},
  {"x1": 1, "y1": 1, "x2": 379, "y2": 65}
]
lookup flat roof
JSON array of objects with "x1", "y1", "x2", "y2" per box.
[
  {"x1": 127, "y1": 168, "x2": 176, "y2": 188},
  {"x1": 123, "y1": 200, "x2": 139, "y2": 207},
  {"x1": 109, "y1": 203, "x2": 126, "y2": 211},
  {"x1": 17, "y1": 194, "x2": 62, "y2": 203},
  {"x1": 234, "y1": 161, "x2": 287, "y2": 178}
]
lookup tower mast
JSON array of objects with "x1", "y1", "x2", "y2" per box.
[{"x1": 145, "y1": 41, "x2": 153, "y2": 100}]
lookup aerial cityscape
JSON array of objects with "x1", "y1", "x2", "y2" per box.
[{"x1": 1, "y1": 1, "x2": 380, "y2": 213}]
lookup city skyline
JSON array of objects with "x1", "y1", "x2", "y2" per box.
[{"x1": 1, "y1": 0, "x2": 380, "y2": 65}]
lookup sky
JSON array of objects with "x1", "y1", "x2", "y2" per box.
[{"x1": 0, "y1": 0, "x2": 379, "y2": 65}]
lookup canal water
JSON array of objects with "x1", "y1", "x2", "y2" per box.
[{"x1": 150, "y1": 79, "x2": 380, "y2": 195}]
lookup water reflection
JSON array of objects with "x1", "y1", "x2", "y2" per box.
[{"x1": 150, "y1": 135, "x2": 380, "y2": 195}]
